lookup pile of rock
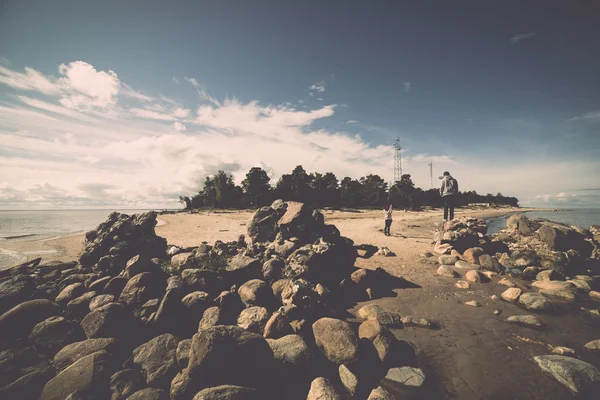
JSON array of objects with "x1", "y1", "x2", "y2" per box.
[{"x1": 0, "y1": 201, "x2": 416, "y2": 399}]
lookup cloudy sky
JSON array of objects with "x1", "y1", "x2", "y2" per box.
[{"x1": 1, "y1": 0, "x2": 599, "y2": 209}]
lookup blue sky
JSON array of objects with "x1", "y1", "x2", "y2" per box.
[{"x1": 1, "y1": 0, "x2": 599, "y2": 209}]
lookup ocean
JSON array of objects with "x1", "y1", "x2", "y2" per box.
[
  {"x1": 487, "y1": 208, "x2": 600, "y2": 234},
  {"x1": 0, "y1": 209, "x2": 160, "y2": 268}
]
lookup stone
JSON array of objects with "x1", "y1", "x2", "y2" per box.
[
  {"x1": 126, "y1": 255, "x2": 162, "y2": 278},
  {"x1": 478, "y1": 254, "x2": 502, "y2": 272},
  {"x1": 224, "y1": 255, "x2": 262, "y2": 284},
  {"x1": 237, "y1": 306, "x2": 270, "y2": 333},
  {"x1": 505, "y1": 315, "x2": 544, "y2": 329},
  {"x1": 110, "y1": 369, "x2": 146, "y2": 400},
  {"x1": 263, "y1": 310, "x2": 293, "y2": 339},
  {"x1": 103, "y1": 276, "x2": 128, "y2": 298},
  {"x1": 170, "y1": 252, "x2": 196, "y2": 271},
  {"x1": 367, "y1": 386, "x2": 395, "y2": 400},
  {"x1": 567, "y1": 279, "x2": 591, "y2": 292},
  {"x1": 176, "y1": 339, "x2": 192, "y2": 369},
  {"x1": 456, "y1": 280, "x2": 471, "y2": 289},
  {"x1": 0, "y1": 299, "x2": 61, "y2": 342},
  {"x1": 0, "y1": 275, "x2": 36, "y2": 314},
  {"x1": 465, "y1": 270, "x2": 487, "y2": 283},
  {"x1": 339, "y1": 364, "x2": 360, "y2": 395},
  {"x1": 55, "y1": 283, "x2": 86, "y2": 307},
  {"x1": 267, "y1": 334, "x2": 312, "y2": 381},
  {"x1": 498, "y1": 278, "x2": 517, "y2": 288},
  {"x1": 40, "y1": 351, "x2": 114, "y2": 400},
  {"x1": 29, "y1": 316, "x2": 85, "y2": 355},
  {"x1": 550, "y1": 346, "x2": 575, "y2": 355},
  {"x1": 53, "y1": 338, "x2": 120, "y2": 372},
  {"x1": 536, "y1": 270, "x2": 564, "y2": 281},
  {"x1": 312, "y1": 318, "x2": 359, "y2": 365},
  {"x1": 358, "y1": 320, "x2": 386, "y2": 341},
  {"x1": 199, "y1": 307, "x2": 225, "y2": 331},
  {"x1": 463, "y1": 247, "x2": 484, "y2": 264},
  {"x1": 192, "y1": 385, "x2": 256, "y2": 400},
  {"x1": 590, "y1": 291, "x2": 600, "y2": 301},
  {"x1": 187, "y1": 326, "x2": 274, "y2": 391},
  {"x1": 66, "y1": 291, "x2": 97, "y2": 319},
  {"x1": 0, "y1": 360, "x2": 54, "y2": 400},
  {"x1": 401, "y1": 316, "x2": 439, "y2": 329},
  {"x1": 372, "y1": 329, "x2": 398, "y2": 364},
  {"x1": 385, "y1": 367, "x2": 426, "y2": 387},
  {"x1": 80, "y1": 302, "x2": 135, "y2": 339},
  {"x1": 437, "y1": 265, "x2": 458, "y2": 278},
  {"x1": 532, "y1": 281, "x2": 577, "y2": 301},
  {"x1": 237, "y1": 279, "x2": 275, "y2": 308},
  {"x1": 454, "y1": 260, "x2": 480, "y2": 270},
  {"x1": 519, "y1": 292, "x2": 552, "y2": 311},
  {"x1": 523, "y1": 267, "x2": 541, "y2": 280},
  {"x1": 307, "y1": 377, "x2": 341, "y2": 400},
  {"x1": 584, "y1": 339, "x2": 600, "y2": 351},
  {"x1": 132, "y1": 333, "x2": 180, "y2": 388},
  {"x1": 119, "y1": 272, "x2": 164, "y2": 307},
  {"x1": 181, "y1": 269, "x2": 220, "y2": 293},
  {"x1": 482, "y1": 271, "x2": 497, "y2": 279},
  {"x1": 170, "y1": 371, "x2": 196, "y2": 400},
  {"x1": 433, "y1": 243, "x2": 453, "y2": 255},
  {"x1": 501, "y1": 288, "x2": 523, "y2": 302},
  {"x1": 439, "y1": 255, "x2": 459, "y2": 265},
  {"x1": 465, "y1": 301, "x2": 481, "y2": 307},
  {"x1": 533, "y1": 355, "x2": 600, "y2": 394},
  {"x1": 262, "y1": 258, "x2": 285, "y2": 281},
  {"x1": 506, "y1": 214, "x2": 540, "y2": 236},
  {"x1": 127, "y1": 388, "x2": 168, "y2": 400},
  {"x1": 356, "y1": 304, "x2": 402, "y2": 326},
  {"x1": 89, "y1": 294, "x2": 115, "y2": 311}
]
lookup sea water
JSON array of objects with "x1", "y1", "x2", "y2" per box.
[{"x1": 487, "y1": 208, "x2": 600, "y2": 234}]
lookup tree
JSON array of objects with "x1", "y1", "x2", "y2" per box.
[
  {"x1": 340, "y1": 177, "x2": 363, "y2": 208},
  {"x1": 359, "y1": 174, "x2": 388, "y2": 207},
  {"x1": 290, "y1": 165, "x2": 314, "y2": 203},
  {"x1": 179, "y1": 196, "x2": 191, "y2": 210},
  {"x1": 242, "y1": 167, "x2": 272, "y2": 207},
  {"x1": 311, "y1": 172, "x2": 339, "y2": 207}
]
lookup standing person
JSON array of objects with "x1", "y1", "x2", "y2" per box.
[
  {"x1": 384, "y1": 204, "x2": 393, "y2": 236},
  {"x1": 440, "y1": 171, "x2": 458, "y2": 221}
]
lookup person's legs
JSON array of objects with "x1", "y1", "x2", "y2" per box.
[
  {"x1": 448, "y1": 196, "x2": 455, "y2": 220},
  {"x1": 388, "y1": 220, "x2": 392, "y2": 236},
  {"x1": 443, "y1": 197, "x2": 449, "y2": 221},
  {"x1": 385, "y1": 219, "x2": 391, "y2": 235}
]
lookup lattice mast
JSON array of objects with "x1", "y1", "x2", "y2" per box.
[
  {"x1": 428, "y1": 161, "x2": 433, "y2": 189},
  {"x1": 394, "y1": 137, "x2": 402, "y2": 183}
]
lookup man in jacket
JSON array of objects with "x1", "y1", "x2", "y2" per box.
[{"x1": 440, "y1": 171, "x2": 458, "y2": 221}]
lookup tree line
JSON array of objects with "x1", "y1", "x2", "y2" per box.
[{"x1": 179, "y1": 166, "x2": 519, "y2": 210}]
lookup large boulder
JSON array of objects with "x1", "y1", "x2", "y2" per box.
[
  {"x1": 0, "y1": 275, "x2": 36, "y2": 314},
  {"x1": 80, "y1": 302, "x2": 136, "y2": 339},
  {"x1": 224, "y1": 255, "x2": 262, "y2": 285},
  {"x1": 55, "y1": 282, "x2": 86, "y2": 307},
  {"x1": 0, "y1": 361, "x2": 54, "y2": 400},
  {"x1": 0, "y1": 346, "x2": 45, "y2": 388},
  {"x1": 192, "y1": 385, "x2": 257, "y2": 400},
  {"x1": 29, "y1": 316, "x2": 85, "y2": 355},
  {"x1": 538, "y1": 224, "x2": 593, "y2": 258},
  {"x1": 276, "y1": 201, "x2": 325, "y2": 242},
  {"x1": 53, "y1": 338, "x2": 120, "y2": 372},
  {"x1": 119, "y1": 272, "x2": 165, "y2": 307},
  {"x1": 237, "y1": 306, "x2": 270, "y2": 333},
  {"x1": 103, "y1": 276, "x2": 128, "y2": 298},
  {"x1": 127, "y1": 388, "x2": 169, "y2": 400},
  {"x1": 110, "y1": 368, "x2": 146, "y2": 400},
  {"x1": 238, "y1": 279, "x2": 276, "y2": 308},
  {"x1": 0, "y1": 299, "x2": 61, "y2": 342},
  {"x1": 247, "y1": 206, "x2": 281, "y2": 243},
  {"x1": 519, "y1": 292, "x2": 552, "y2": 311},
  {"x1": 312, "y1": 318, "x2": 359, "y2": 365},
  {"x1": 132, "y1": 333, "x2": 180, "y2": 388},
  {"x1": 40, "y1": 351, "x2": 115, "y2": 400},
  {"x1": 187, "y1": 326, "x2": 274, "y2": 391},
  {"x1": 125, "y1": 255, "x2": 163, "y2": 279},
  {"x1": 532, "y1": 280, "x2": 577, "y2": 302},
  {"x1": 306, "y1": 377, "x2": 341, "y2": 400},
  {"x1": 533, "y1": 355, "x2": 600, "y2": 395},
  {"x1": 67, "y1": 291, "x2": 98, "y2": 319},
  {"x1": 506, "y1": 214, "x2": 540, "y2": 236},
  {"x1": 266, "y1": 334, "x2": 313, "y2": 385}
]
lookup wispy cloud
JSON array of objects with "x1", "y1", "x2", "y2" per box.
[
  {"x1": 346, "y1": 120, "x2": 358, "y2": 124},
  {"x1": 172, "y1": 76, "x2": 180, "y2": 85},
  {"x1": 173, "y1": 121, "x2": 186, "y2": 132},
  {"x1": 570, "y1": 111, "x2": 600, "y2": 121},
  {"x1": 184, "y1": 77, "x2": 199, "y2": 88},
  {"x1": 510, "y1": 32, "x2": 536, "y2": 43},
  {"x1": 403, "y1": 81, "x2": 411, "y2": 93},
  {"x1": 309, "y1": 83, "x2": 325, "y2": 93}
]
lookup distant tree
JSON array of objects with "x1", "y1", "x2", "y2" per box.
[
  {"x1": 290, "y1": 165, "x2": 314, "y2": 203},
  {"x1": 340, "y1": 177, "x2": 363, "y2": 207},
  {"x1": 179, "y1": 196, "x2": 191, "y2": 210},
  {"x1": 311, "y1": 172, "x2": 339, "y2": 207},
  {"x1": 242, "y1": 167, "x2": 272, "y2": 207},
  {"x1": 360, "y1": 174, "x2": 388, "y2": 206}
]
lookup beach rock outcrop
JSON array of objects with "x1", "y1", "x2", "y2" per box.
[
  {"x1": 533, "y1": 355, "x2": 600, "y2": 395},
  {"x1": 132, "y1": 333, "x2": 180, "y2": 388},
  {"x1": 0, "y1": 299, "x2": 61, "y2": 342}
]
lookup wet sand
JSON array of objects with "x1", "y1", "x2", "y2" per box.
[{"x1": 3, "y1": 206, "x2": 598, "y2": 399}]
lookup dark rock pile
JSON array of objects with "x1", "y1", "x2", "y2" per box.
[{"x1": 0, "y1": 201, "x2": 415, "y2": 399}]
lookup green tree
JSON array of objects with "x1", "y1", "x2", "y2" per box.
[
  {"x1": 310, "y1": 172, "x2": 339, "y2": 207},
  {"x1": 242, "y1": 167, "x2": 272, "y2": 207},
  {"x1": 179, "y1": 196, "x2": 191, "y2": 210},
  {"x1": 359, "y1": 174, "x2": 388, "y2": 206},
  {"x1": 340, "y1": 177, "x2": 363, "y2": 207}
]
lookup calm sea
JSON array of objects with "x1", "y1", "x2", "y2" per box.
[
  {"x1": 487, "y1": 208, "x2": 600, "y2": 234},
  {"x1": 0, "y1": 209, "x2": 162, "y2": 268}
]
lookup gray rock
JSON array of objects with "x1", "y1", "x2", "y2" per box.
[
  {"x1": 80, "y1": 302, "x2": 135, "y2": 339},
  {"x1": 438, "y1": 255, "x2": 459, "y2": 265},
  {"x1": 533, "y1": 355, "x2": 600, "y2": 394},
  {"x1": 66, "y1": 291, "x2": 97, "y2": 319},
  {"x1": 307, "y1": 377, "x2": 341, "y2": 400},
  {"x1": 127, "y1": 388, "x2": 168, "y2": 400},
  {"x1": 132, "y1": 333, "x2": 180, "y2": 388},
  {"x1": 237, "y1": 306, "x2": 270, "y2": 333},
  {"x1": 119, "y1": 272, "x2": 164, "y2": 307},
  {"x1": 266, "y1": 334, "x2": 312, "y2": 380},
  {"x1": 199, "y1": 307, "x2": 224, "y2": 331},
  {"x1": 519, "y1": 292, "x2": 552, "y2": 311},
  {"x1": 225, "y1": 255, "x2": 262, "y2": 284},
  {"x1": 56, "y1": 283, "x2": 86, "y2": 307},
  {"x1": 89, "y1": 294, "x2": 115, "y2": 311},
  {"x1": 237, "y1": 279, "x2": 275, "y2": 308},
  {"x1": 103, "y1": 276, "x2": 128, "y2": 298},
  {"x1": 584, "y1": 339, "x2": 600, "y2": 351},
  {"x1": 500, "y1": 288, "x2": 523, "y2": 302},
  {"x1": 312, "y1": 318, "x2": 359, "y2": 365},
  {"x1": 506, "y1": 214, "x2": 540, "y2": 236},
  {"x1": 436, "y1": 265, "x2": 458, "y2": 278},
  {"x1": 110, "y1": 369, "x2": 145, "y2": 400},
  {"x1": 29, "y1": 316, "x2": 85, "y2": 355},
  {"x1": 356, "y1": 304, "x2": 402, "y2": 326},
  {"x1": 0, "y1": 275, "x2": 36, "y2": 314},
  {"x1": 192, "y1": 385, "x2": 256, "y2": 400},
  {"x1": 0, "y1": 299, "x2": 61, "y2": 342},
  {"x1": 0, "y1": 361, "x2": 54, "y2": 400},
  {"x1": 385, "y1": 366, "x2": 426, "y2": 387},
  {"x1": 401, "y1": 316, "x2": 439, "y2": 329},
  {"x1": 367, "y1": 386, "x2": 395, "y2": 400},
  {"x1": 505, "y1": 315, "x2": 544, "y2": 329},
  {"x1": 176, "y1": 339, "x2": 192, "y2": 369},
  {"x1": 53, "y1": 338, "x2": 120, "y2": 372}
]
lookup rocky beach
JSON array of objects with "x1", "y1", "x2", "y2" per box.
[{"x1": 0, "y1": 203, "x2": 599, "y2": 399}]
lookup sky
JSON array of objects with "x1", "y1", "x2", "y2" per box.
[{"x1": 1, "y1": 0, "x2": 599, "y2": 210}]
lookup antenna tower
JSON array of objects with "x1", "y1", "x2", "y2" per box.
[
  {"x1": 428, "y1": 161, "x2": 433, "y2": 189},
  {"x1": 394, "y1": 137, "x2": 402, "y2": 183}
]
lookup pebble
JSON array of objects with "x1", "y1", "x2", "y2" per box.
[
  {"x1": 385, "y1": 367, "x2": 426, "y2": 387},
  {"x1": 551, "y1": 346, "x2": 576, "y2": 355},
  {"x1": 455, "y1": 281, "x2": 470, "y2": 289},
  {"x1": 465, "y1": 301, "x2": 481, "y2": 307},
  {"x1": 505, "y1": 315, "x2": 544, "y2": 329},
  {"x1": 493, "y1": 309, "x2": 502, "y2": 315}
]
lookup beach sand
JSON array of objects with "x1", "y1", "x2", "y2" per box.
[{"x1": 5, "y1": 206, "x2": 598, "y2": 399}]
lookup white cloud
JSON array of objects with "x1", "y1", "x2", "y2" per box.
[
  {"x1": 309, "y1": 84, "x2": 325, "y2": 93},
  {"x1": 570, "y1": 111, "x2": 600, "y2": 121},
  {"x1": 172, "y1": 107, "x2": 190, "y2": 118},
  {"x1": 185, "y1": 77, "x2": 199, "y2": 88},
  {"x1": 172, "y1": 76, "x2": 180, "y2": 84},
  {"x1": 173, "y1": 122, "x2": 186, "y2": 131},
  {"x1": 347, "y1": 120, "x2": 358, "y2": 124},
  {"x1": 403, "y1": 81, "x2": 411, "y2": 93},
  {"x1": 122, "y1": 83, "x2": 153, "y2": 102},
  {"x1": 0, "y1": 65, "x2": 61, "y2": 95},
  {"x1": 57, "y1": 61, "x2": 121, "y2": 109},
  {"x1": 510, "y1": 32, "x2": 536, "y2": 43}
]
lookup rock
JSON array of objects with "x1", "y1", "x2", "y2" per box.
[
  {"x1": 276, "y1": 201, "x2": 324, "y2": 242},
  {"x1": 339, "y1": 364, "x2": 362, "y2": 395},
  {"x1": 532, "y1": 281, "x2": 577, "y2": 301},
  {"x1": 262, "y1": 258, "x2": 285, "y2": 281},
  {"x1": 170, "y1": 253, "x2": 197, "y2": 271},
  {"x1": 263, "y1": 310, "x2": 293, "y2": 339},
  {"x1": 187, "y1": 326, "x2": 274, "y2": 391},
  {"x1": 463, "y1": 247, "x2": 484, "y2": 264},
  {"x1": 465, "y1": 270, "x2": 487, "y2": 283},
  {"x1": 590, "y1": 290, "x2": 600, "y2": 301},
  {"x1": 224, "y1": 255, "x2": 262, "y2": 285},
  {"x1": 0, "y1": 361, "x2": 54, "y2": 400},
  {"x1": 119, "y1": 272, "x2": 165, "y2": 307},
  {"x1": 312, "y1": 318, "x2": 359, "y2": 365},
  {"x1": 519, "y1": 292, "x2": 552, "y2": 311},
  {"x1": 0, "y1": 299, "x2": 61, "y2": 342},
  {"x1": 438, "y1": 255, "x2": 459, "y2": 265},
  {"x1": 267, "y1": 334, "x2": 313, "y2": 383},
  {"x1": 181, "y1": 269, "x2": 220, "y2": 293},
  {"x1": 0, "y1": 275, "x2": 36, "y2": 314},
  {"x1": 437, "y1": 265, "x2": 458, "y2": 278},
  {"x1": 237, "y1": 306, "x2": 270, "y2": 333},
  {"x1": 505, "y1": 315, "x2": 544, "y2": 329},
  {"x1": 110, "y1": 369, "x2": 146, "y2": 400},
  {"x1": 307, "y1": 377, "x2": 341, "y2": 400},
  {"x1": 103, "y1": 276, "x2": 128, "y2": 298},
  {"x1": 247, "y1": 206, "x2": 280, "y2": 243},
  {"x1": 358, "y1": 320, "x2": 386, "y2": 341},
  {"x1": 385, "y1": 367, "x2": 426, "y2": 387},
  {"x1": 567, "y1": 279, "x2": 591, "y2": 292},
  {"x1": 40, "y1": 351, "x2": 114, "y2": 400},
  {"x1": 170, "y1": 371, "x2": 196, "y2": 400},
  {"x1": 199, "y1": 307, "x2": 225, "y2": 330},
  {"x1": 29, "y1": 316, "x2": 85, "y2": 355},
  {"x1": 456, "y1": 280, "x2": 471, "y2": 289},
  {"x1": 127, "y1": 388, "x2": 168, "y2": 400},
  {"x1": 433, "y1": 243, "x2": 453, "y2": 255},
  {"x1": 498, "y1": 278, "x2": 517, "y2": 288},
  {"x1": 90, "y1": 294, "x2": 115, "y2": 311},
  {"x1": 80, "y1": 302, "x2": 135, "y2": 339},
  {"x1": 523, "y1": 267, "x2": 541, "y2": 280},
  {"x1": 401, "y1": 316, "x2": 439, "y2": 329},
  {"x1": 479, "y1": 254, "x2": 502, "y2": 272},
  {"x1": 175, "y1": 339, "x2": 192, "y2": 370},
  {"x1": 56, "y1": 282, "x2": 86, "y2": 307},
  {"x1": 551, "y1": 346, "x2": 575, "y2": 356},
  {"x1": 501, "y1": 288, "x2": 523, "y2": 302},
  {"x1": 454, "y1": 260, "x2": 480, "y2": 270},
  {"x1": 367, "y1": 386, "x2": 395, "y2": 400},
  {"x1": 506, "y1": 214, "x2": 540, "y2": 236},
  {"x1": 132, "y1": 333, "x2": 180, "y2": 388},
  {"x1": 192, "y1": 385, "x2": 256, "y2": 400},
  {"x1": 356, "y1": 305, "x2": 402, "y2": 326},
  {"x1": 66, "y1": 291, "x2": 97, "y2": 319},
  {"x1": 126, "y1": 255, "x2": 162, "y2": 279},
  {"x1": 238, "y1": 279, "x2": 275, "y2": 308},
  {"x1": 465, "y1": 301, "x2": 481, "y2": 307},
  {"x1": 153, "y1": 284, "x2": 185, "y2": 335},
  {"x1": 482, "y1": 271, "x2": 497, "y2": 279},
  {"x1": 0, "y1": 347, "x2": 45, "y2": 388},
  {"x1": 493, "y1": 309, "x2": 502, "y2": 315},
  {"x1": 53, "y1": 338, "x2": 120, "y2": 372},
  {"x1": 580, "y1": 340, "x2": 600, "y2": 354},
  {"x1": 533, "y1": 355, "x2": 600, "y2": 394},
  {"x1": 536, "y1": 270, "x2": 564, "y2": 281}
]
